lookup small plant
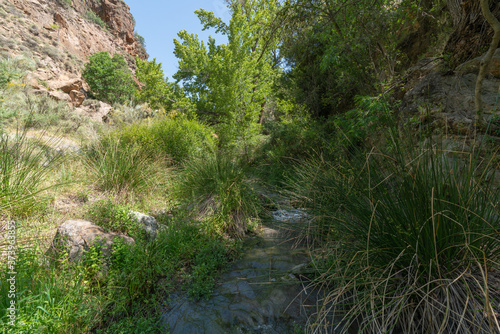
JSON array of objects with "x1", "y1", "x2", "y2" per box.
[
  {"x1": 86, "y1": 200, "x2": 142, "y2": 239},
  {"x1": 56, "y1": 0, "x2": 71, "y2": 7},
  {"x1": 86, "y1": 11, "x2": 107, "y2": 29}
]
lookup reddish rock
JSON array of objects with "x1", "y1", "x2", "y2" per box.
[{"x1": 69, "y1": 89, "x2": 85, "y2": 107}]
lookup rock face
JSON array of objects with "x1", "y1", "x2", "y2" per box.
[
  {"x1": 0, "y1": 0, "x2": 146, "y2": 114},
  {"x1": 401, "y1": 50, "x2": 500, "y2": 135},
  {"x1": 49, "y1": 219, "x2": 134, "y2": 261}
]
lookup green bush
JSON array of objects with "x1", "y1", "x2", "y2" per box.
[
  {"x1": 112, "y1": 116, "x2": 216, "y2": 164},
  {"x1": 290, "y1": 135, "x2": 500, "y2": 333},
  {"x1": 82, "y1": 51, "x2": 136, "y2": 104},
  {"x1": 0, "y1": 55, "x2": 35, "y2": 88},
  {"x1": 85, "y1": 200, "x2": 143, "y2": 239}
]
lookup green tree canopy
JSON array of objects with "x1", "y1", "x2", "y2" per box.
[
  {"x1": 82, "y1": 51, "x2": 137, "y2": 105},
  {"x1": 173, "y1": 0, "x2": 282, "y2": 146}
]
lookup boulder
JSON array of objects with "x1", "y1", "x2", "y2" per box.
[
  {"x1": 75, "y1": 100, "x2": 112, "y2": 122},
  {"x1": 48, "y1": 78, "x2": 83, "y2": 93},
  {"x1": 48, "y1": 90, "x2": 71, "y2": 103},
  {"x1": 69, "y1": 89, "x2": 85, "y2": 107},
  {"x1": 49, "y1": 219, "x2": 134, "y2": 261},
  {"x1": 130, "y1": 211, "x2": 159, "y2": 239}
]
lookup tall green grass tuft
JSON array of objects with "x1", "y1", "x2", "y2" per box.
[
  {"x1": 176, "y1": 152, "x2": 260, "y2": 236},
  {"x1": 0, "y1": 129, "x2": 61, "y2": 216},
  {"x1": 291, "y1": 135, "x2": 500, "y2": 333},
  {"x1": 84, "y1": 136, "x2": 165, "y2": 195}
]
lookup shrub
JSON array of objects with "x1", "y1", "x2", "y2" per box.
[
  {"x1": 0, "y1": 55, "x2": 36, "y2": 88},
  {"x1": 290, "y1": 135, "x2": 500, "y2": 333},
  {"x1": 85, "y1": 200, "x2": 143, "y2": 239},
  {"x1": 86, "y1": 11, "x2": 107, "y2": 29},
  {"x1": 112, "y1": 116, "x2": 216, "y2": 164},
  {"x1": 82, "y1": 51, "x2": 136, "y2": 104}
]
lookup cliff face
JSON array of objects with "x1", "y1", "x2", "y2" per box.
[{"x1": 0, "y1": 0, "x2": 146, "y2": 97}]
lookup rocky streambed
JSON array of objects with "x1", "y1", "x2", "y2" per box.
[{"x1": 162, "y1": 209, "x2": 318, "y2": 334}]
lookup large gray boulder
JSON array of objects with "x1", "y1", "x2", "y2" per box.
[{"x1": 49, "y1": 219, "x2": 134, "y2": 261}]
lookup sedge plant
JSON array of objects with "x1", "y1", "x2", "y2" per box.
[{"x1": 290, "y1": 132, "x2": 500, "y2": 333}]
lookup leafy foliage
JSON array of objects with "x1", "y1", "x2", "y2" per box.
[
  {"x1": 174, "y1": 0, "x2": 282, "y2": 147},
  {"x1": 82, "y1": 51, "x2": 137, "y2": 104},
  {"x1": 85, "y1": 200, "x2": 143, "y2": 239},
  {"x1": 112, "y1": 116, "x2": 216, "y2": 164}
]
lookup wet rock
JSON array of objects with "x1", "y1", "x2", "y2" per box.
[{"x1": 162, "y1": 218, "x2": 315, "y2": 334}]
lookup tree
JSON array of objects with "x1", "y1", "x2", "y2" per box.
[
  {"x1": 475, "y1": 0, "x2": 500, "y2": 126},
  {"x1": 278, "y1": 0, "x2": 415, "y2": 116},
  {"x1": 135, "y1": 57, "x2": 171, "y2": 109},
  {"x1": 173, "y1": 0, "x2": 281, "y2": 146},
  {"x1": 444, "y1": 0, "x2": 500, "y2": 67},
  {"x1": 82, "y1": 51, "x2": 137, "y2": 104}
]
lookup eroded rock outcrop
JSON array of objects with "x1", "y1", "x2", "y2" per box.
[{"x1": 0, "y1": 0, "x2": 146, "y2": 114}]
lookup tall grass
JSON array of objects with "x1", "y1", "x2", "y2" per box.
[
  {"x1": 0, "y1": 128, "x2": 61, "y2": 216},
  {"x1": 176, "y1": 152, "x2": 260, "y2": 236},
  {"x1": 290, "y1": 135, "x2": 500, "y2": 333},
  {"x1": 84, "y1": 136, "x2": 166, "y2": 195}
]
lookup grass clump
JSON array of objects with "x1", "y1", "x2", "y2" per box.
[
  {"x1": 291, "y1": 134, "x2": 500, "y2": 333},
  {"x1": 0, "y1": 129, "x2": 61, "y2": 216},
  {"x1": 84, "y1": 135, "x2": 165, "y2": 195},
  {"x1": 176, "y1": 152, "x2": 261, "y2": 236}
]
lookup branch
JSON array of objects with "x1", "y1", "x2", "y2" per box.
[{"x1": 475, "y1": 0, "x2": 500, "y2": 126}]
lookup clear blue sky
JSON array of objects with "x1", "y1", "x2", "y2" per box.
[{"x1": 124, "y1": 0, "x2": 229, "y2": 81}]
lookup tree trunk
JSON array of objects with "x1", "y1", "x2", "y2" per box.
[
  {"x1": 444, "y1": 0, "x2": 499, "y2": 68},
  {"x1": 474, "y1": 0, "x2": 500, "y2": 126}
]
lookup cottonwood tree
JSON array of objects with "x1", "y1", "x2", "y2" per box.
[{"x1": 173, "y1": 0, "x2": 281, "y2": 148}]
